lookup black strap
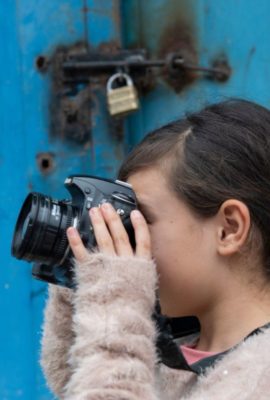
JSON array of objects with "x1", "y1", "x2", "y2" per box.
[
  {"x1": 153, "y1": 303, "x2": 270, "y2": 375},
  {"x1": 154, "y1": 308, "x2": 194, "y2": 372}
]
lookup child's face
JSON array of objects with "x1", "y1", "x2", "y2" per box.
[{"x1": 128, "y1": 167, "x2": 221, "y2": 318}]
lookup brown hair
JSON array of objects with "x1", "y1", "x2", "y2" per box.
[{"x1": 118, "y1": 99, "x2": 270, "y2": 276}]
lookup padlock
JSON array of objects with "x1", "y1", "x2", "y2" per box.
[{"x1": 106, "y1": 72, "x2": 139, "y2": 117}]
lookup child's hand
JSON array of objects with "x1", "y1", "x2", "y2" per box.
[{"x1": 66, "y1": 203, "x2": 151, "y2": 263}]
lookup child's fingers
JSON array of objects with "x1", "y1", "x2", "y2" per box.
[
  {"x1": 67, "y1": 208, "x2": 152, "y2": 262},
  {"x1": 100, "y1": 203, "x2": 133, "y2": 257},
  {"x1": 89, "y1": 207, "x2": 115, "y2": 255},
  {"x1": 130, "y1": 210, "x2": 152, "y2": 260},
  {"x1": 66, "y1": 227, "x2": 89, "y2": 263}
]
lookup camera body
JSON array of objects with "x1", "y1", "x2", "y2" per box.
[{"x1": 12, "y1": 175, "x2": 137, "y2": 288}]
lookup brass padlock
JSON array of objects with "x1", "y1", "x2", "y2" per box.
[{"x1": 106, "y1": 72, "x2": 139, "y2": 117}]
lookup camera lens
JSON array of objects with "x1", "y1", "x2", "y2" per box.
[
  {"x1": 21, "y1": 213, "x2": 31, "y2": 239},
  {"x1": 12, "y1": 193, "x2": 78, "y2": 265}
]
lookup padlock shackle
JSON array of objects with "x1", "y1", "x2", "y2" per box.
[{"x1": 106, "y1": 72, "x2": 133, "y2": 91}]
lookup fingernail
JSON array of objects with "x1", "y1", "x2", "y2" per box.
[
  {"x1": 131, "y1": 210, "x2": 141, "y2": 219},
  {"x1": 67, "y1": 227, "x2": 77, "y2": 237},
  {"x1": 90, "y1": 207, "x2": 98, "y2": 215},
  {"x1": 101, "y1": 202, "x2": 112, "y2": 210}
]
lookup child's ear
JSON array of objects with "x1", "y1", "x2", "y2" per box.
[{"x1": 216, "y1": 199, "x2": 250, "y2": 256}]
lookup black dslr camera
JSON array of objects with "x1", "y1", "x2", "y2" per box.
[{"x1": 11, "y1": 175, "x2": 137, "y2": 288}]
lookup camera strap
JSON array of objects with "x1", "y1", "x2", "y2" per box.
[{"x1": 154, "y1": 305, "x2": 270, "y2": 375}]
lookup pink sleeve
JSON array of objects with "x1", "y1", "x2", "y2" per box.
[
  {"x1": 40, "y1": 285, "x2": 75, "y2": 398},
  {"x1": 63, "y1": 253, "x2": 159, "y2": 400}
]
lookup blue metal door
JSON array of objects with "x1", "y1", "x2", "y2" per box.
[{"x1": 1, "y1": 1, "x2": 270, "y2": 398}]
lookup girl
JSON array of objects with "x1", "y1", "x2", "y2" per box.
[{"x1": 41, "y1": 99, "x2": 270, "y2": 399}]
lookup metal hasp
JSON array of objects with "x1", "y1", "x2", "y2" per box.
[{"x1": 38, "y1": 45, "x2": 231, "y2": 144}]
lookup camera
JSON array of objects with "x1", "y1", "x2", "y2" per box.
[{"x1": 11, "y1": 175, "x2": 137, "y2": 288}]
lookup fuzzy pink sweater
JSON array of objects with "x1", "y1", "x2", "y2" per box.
[{"x1": 40, "y1": 253, "x2": 270, "y2": 399}]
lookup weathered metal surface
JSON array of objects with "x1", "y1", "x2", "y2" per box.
[
  {"x1": 1, "y1": 1, "x2": 123, "y2": 399},
  {"x1": 50, "y1": 45, "x2": 93, "y2": 144},
  {"x1": 2, "y1": 1, "x2": 270, "y2": 399},
  {"x1": 158, "y1": 20, "x2": 198, "y2": 91},
  {"x1": 43, "y1": 41, "x2": 137, "y2": 144},
  {"x1": 123, "y1": 0, "x2": 200, "y2": 93}
]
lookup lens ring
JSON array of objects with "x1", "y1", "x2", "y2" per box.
[
  {"x1": 12, "y1": 193, "x2": 39, "y2": 259},
  {"x1": 11, "y1": 193, "x2": 78, "y2": 265}
]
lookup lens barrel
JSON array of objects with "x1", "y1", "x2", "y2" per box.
[{"x1": 12, "y1": 193, "x2": 77, "y2": 265}]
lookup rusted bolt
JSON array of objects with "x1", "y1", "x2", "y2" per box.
[
  {"x1": 35, "y1": 55, "x2": 49, "y2": 72},
  {"x1": 209, "y1": 59, "x2": 231, "y2": 82},
  {"x1": 36, "y1": 152, "x2": 55, "y2": 174}
]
